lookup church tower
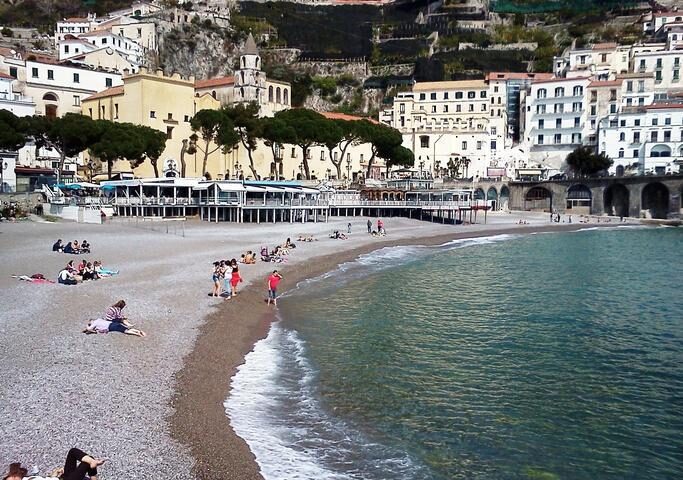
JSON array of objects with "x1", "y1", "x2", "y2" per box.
[{"x1": 234, "y1": 33, "x2": 266, "y2": 106}]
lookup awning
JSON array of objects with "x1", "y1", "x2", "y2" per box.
[{"x1": 217, "y1": 183, "x2": 246, "y2": 192}]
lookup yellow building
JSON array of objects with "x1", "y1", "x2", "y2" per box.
[{"x1": 82, "y1": 67, "x2": 226, "y2": 178}]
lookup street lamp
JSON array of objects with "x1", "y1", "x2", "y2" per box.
[
  {"x1": 418, "y1": 155, "x2": 427, "y2": 179},
  {"x1": 298, "y1": 162, "x2": 304, "y2": 180},
  {"x1": 326, "y1": 168, "x2": 331, "y2": 181},
  {"x1": 0, "y1": 161, "x2": 7, "y2": 193},
  {"x1": 346, "y1": 157, "x2": 352, "y2": 188}
]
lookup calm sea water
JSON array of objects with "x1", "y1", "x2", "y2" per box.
[{"x1": 226, "y1": 227, "x2": 683, "y2": 480}]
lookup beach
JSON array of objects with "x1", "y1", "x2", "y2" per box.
[{"x1": 0, "y1": 213, "x2": 625, "y2": 479}]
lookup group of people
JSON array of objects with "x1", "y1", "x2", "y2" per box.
[
  {"x1": 367, "y1": 219, "x2": 386, "y2": 236},
  {"x1": 58, "y1": 259, "x2": 117, "y2": 285},
  {"x1": 211, "y1": 259, "x2": 243, "y2": 298},
  {"x1": 240, "y1": 251, "x2": 257, "y2": 264},
  {"x1": 83, "y1": 300, "x2": 146, "y2": 337},
  {"x1": 260, "y1": 238, "x2": 296, "y2": 263},
  {"x1": 53, "y1": 239, "x2": 90, "y2": 255}
]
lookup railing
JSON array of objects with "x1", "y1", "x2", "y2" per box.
[{"x1": 112, "y1": 197, "x2": 199, "y2": 206}]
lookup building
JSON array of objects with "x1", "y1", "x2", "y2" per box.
[
  {"x1": 195, "y1": 76, "x2": 235, "y2": 105},
  {"x1": 585, "y1": 79, "x2": 623, "y2": 147},
  {"x1": 0, "y1": 71, "x2": 35, "y2": 117},
  {"x1": 554, "y1": 42, "x2": 631, "y2": 79},
  {"x1": 59, "y1": 30, "x2": 144, "y2": 67},
  {"x1": 630, "y1": 42, "x2": 682, "y2": 94},
  {"x1": 67, "y1": 48, "x2": 137, "y2": 74},
  {"x1": 522, "y1": 76, "x2": 591, "y2": 169},
  {"x1": 55, "y1": 15, "x2": 98, "y2": 44},
  {"x1": 642, "y1": 9, "x2": 683, "y2": 35},
  {"x1": 599, "y1": 103, "x2": 683, "y2": 175},
  {"x1": 380, "y1": 79, "x2": 505, "y2": 179}
]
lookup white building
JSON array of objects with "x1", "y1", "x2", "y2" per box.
[
  {"x1": 0, "y1": 72, "x2": 35, "y2": 117},
  {"x1": 554, "y1": 42, "x2": 631, "y2": 79},
  {"x1": 642, "y1": 9, "x2": 683, "y2": 35},
  {"x1": 55, "y1": 15, "x2": 98, "y2": 43},
  {"x1": 380, "y1": 79, "x2": 505, "y2": 179},
  {"x1": 59, "y1": 30, "x2": 144, "y2": 67},
  {"x1": 599, "y1": 103, "x2": 683, "y2": 176},
  {"x1": 523, "y1": 76, "x2": 590, "y2": 169},
  {"x1": 630, "y1": 42, "x2": 682, "y2": 94}
]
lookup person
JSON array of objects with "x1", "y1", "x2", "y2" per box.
[
  {"x1": 3, "y1": 448, "x2": 106, "y2": 480},
  {"x1": 211, "y1": 262, "x2": 222, "y2": 297},
  {"x1": 82, "y1": 262, "x2": 98, "y2": 281},
  {"x1": 104, "y1": 300, "x2": 133, "y2": 328},
  {"x1": 57, "y1": 267, "x2": 78, "y2": 285},
  {"x1": 93, "y1": 260, "x2": 118, "y2": 277},
  {"x1": 229, "y1": 259, "x2": 242, "y2": 296},
  {"x1": 100, "y1": 210, "x2": 107, "y2": 224},
  {"x1": 84, "y1": 318, "x2": 145, "y2": 337},
  {"x1": 367, "y1": 219, "x2": 372, "y2": 233},
  {"x1": 81, "y1": 240, "x2": 91, "y2": 254},
  {"x1": 347, "y1": 222, "x2": 351, "y2": 234},
  {"x1": 72, "y1": 240, "x2": 81, "y2": 254},
  {"x1": 377, "y1": 219, "x2": 384, "y2": 234},
  {"x1": 267, "y1": 270, "x2": 283, "y2": 306},
  {"x1": 284, "y1": 238, "x2": 295, "y2": 249},
  {"x1": 63, "y1": 241, "x2": 76, "y2": 254},
  {"x1": 244, "y1": 251, "x2": 256, "y2": 264},
  {"x1": 52, "y1": 239, "x2": 63, "y2": 252}
]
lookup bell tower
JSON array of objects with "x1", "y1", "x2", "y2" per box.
[{"x1": 234, "y1": 33, "x2": 265, "y2": 106}]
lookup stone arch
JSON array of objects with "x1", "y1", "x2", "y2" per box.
[
  {"x1": 604, "y1": 184, "x2": 629, "y2": 218},
  {"x1": 283, "y1": 88, "x2": 289, "y2": 105},
  {"x1": 525, "y1": 186, "x2": 552, "y2": 211},
  {"x1": 487, "y1": 186, "x2": 498, "y2": 210},
  {"x1": 268, "y1": 85, "x2": 273, "y2": 102},
  {"x1": 650, "y1": 144, "x2": 671, "y2": 158},
  {"x1": 43, "y1": 92, "x2": 58, "y2": 101},
  {"x1": 276, "y1": 87, "x2": 281, "y2": 104},
  {"x1": 566, "y1": 184, "x2": 592, "y2": 213},
  {"x1": 615, "y1": 164, "x2": 625, "y2": 176},
  {"x1": 499, "y1": 185, "x2": 510, "y2": 210},
  {"x1": 473, "y1": 187, "x2": 485, "y2": 200},
  {"x1": 211, "y1": 90, "x2": 216, "y2": 99},
  {"x1": 641, "y1": 182, "x2": 669, "y2": 219}
]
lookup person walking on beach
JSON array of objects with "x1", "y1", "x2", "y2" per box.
[
  {"x1": 267, "y1": 270, "x2": 283, "y2": 306},
  {"x1": 367, "y1": 219, "x2": 372, "y2": 233},
  {"x1": 347, "y1": 222, "x2": 352, "y2": 234},
  {"x1": 3, "y1": 447, "x2": 106, "y2": 480}
]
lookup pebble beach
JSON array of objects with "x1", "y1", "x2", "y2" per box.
[{"x1": 0, "y1": 213, "x2": 608, "y2": 479}]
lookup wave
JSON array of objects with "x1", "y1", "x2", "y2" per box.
[
  {"x1": 226, "y1": 321, "x2": 430, "y2": 480},
  {"x1": 438, "y1": 233, "x2": 521, "y2": 249}
]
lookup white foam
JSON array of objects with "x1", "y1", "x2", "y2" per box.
[{"x1": 439, "y1": 233, "x2": 520, "y2": 248}]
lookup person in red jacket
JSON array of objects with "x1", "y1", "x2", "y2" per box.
[{"x1": 267, "y1": 270, "x2": 283, "y2": 306}]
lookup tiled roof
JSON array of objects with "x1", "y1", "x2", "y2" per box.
[
  {"x1": 0, "y1": 71, "x2": 14, "y2": 80},
  {"x1": 195, "y1": 76, "x2": 234, "y2": 89},
  {"x1": 532, "y1": 76, "x2": 590, "y2": 85},
  {"x1": 83, "y1": 86, "x2": 124, "y2": 101},
  {"x1": 588, "y1": 80, "x2": 623, "y2": 87},
  {"x1": 645, "y1": 102, "x2": 683, "y2": 110},
  {"x1": 321, "y1": 112, "x2": 378, "y2": 123},
  {"x1": 592, "y1": 42, "x2": 618, "y2": 50},
  {"x1": 486, "y1": 72, "x2": 554, "y2": 81}
]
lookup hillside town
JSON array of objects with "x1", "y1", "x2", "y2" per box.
[{"x1": 0, "y1": 0, "x2": 681, "y2": 205}]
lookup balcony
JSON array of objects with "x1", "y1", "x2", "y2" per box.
[{"x1": 0, "y1": 92, "x2": 34, "y2": 103}]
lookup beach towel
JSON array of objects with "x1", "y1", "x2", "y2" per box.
[{"x1": 12, "y1": 275, "x2": 55, "y2": 284}]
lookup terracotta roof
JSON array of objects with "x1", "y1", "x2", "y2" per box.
[
  {"x1": 486, "y1": 72, "x2": 554, "y2": 81},
  {"x1": 195, "y1": 76, "x2": 234, "y2": 89},
  {"x1": 414, "y1": 80, "x2": 486, "y2": 91},
  {"x1": 654, "y1": 11, "x2": 683, "y2": 18},
  {"x1": 321, "y1": 112, "x2": 378, "y2": 123},
  {"x1": 592, "y1": 42, "x2": 618, "y2": 50},
  {"x1": 0, "y1": 71, "x2": 13, "y2": 80},
  {"x1": 532, "y1": 76, "x2": 590, "y2": 85},
  {"x1": 645, "y1": 102, "x2": 683, "y2": 110},
  {"x1": 83, "y1": 85, "x2": 124, "y2": 101},
  {"x1": 588, "y1": 80, "x2": 623, "y2": 87}
]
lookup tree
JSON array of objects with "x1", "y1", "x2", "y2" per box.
[
  {"x1": 260, "y1": 116, "x2": 296, "y2": 180},
  {"x1": 0, "y1": 110, "x2": 26, "y2": 152},
  {"x1": 317, "y1": 119, "x2": 344, "y2": 179},
  {"x1": 356, "y1": 120, "x2": 403, "y2": 178},
  {"x1": 180, "y1": 138, "x2": 196, "y2": 178},
  {"x1": 90, "y1": 122, "x2": 147, "y2": 179},
  {"x1": 223, "y1": 103, "x2": 262, "y2": 179},
  {"x1": 566, "y1": 146, "x2": 613, "y2": 177},
  {"x1": 386, "y1": 145, "x2": 414, "y2": 174},
  {"x1": 138, "y1": 126, "x2": 167, "y2": 177},
  {"x1": 274, "y1": 108, "x2": 326, "y2": 180},
  {"x1": 25, "y1": 113, "x2": 102, "y2": 183},
  {"x1": 190, "y1": 109, "x2": 238, "y2": 178}
]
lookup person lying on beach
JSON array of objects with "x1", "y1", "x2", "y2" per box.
[
  {"x1": 297, "y1": 235, "x2": 317, "y2": 242},
  {"x1": 52, "y1": 239, "x2": 63, "y2": 252},
  {"x1": 3, "y1": 448, "x2": 106, "y2": 480},
  {"x1": 83, "y1": 318, "x2": 146, "y2": 337},
  {"x1": 93, "y1": 261, "x2": 118, "y2": 277},
  {"x1": 267, "y1": 270, "x2": 283, "y2": 306},
  {"x1": 330, "y1": 230, "x2": 347, "y2": 240},
  {"x1": 80, "y1": 240, "x2": 91, "y2": 254},
  {"x1": 12, "y1": 274, "x2": 54, "y2": 284}
]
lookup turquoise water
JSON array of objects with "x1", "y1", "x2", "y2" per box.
[{"x1": 227, "y1": 227, "x2": 683, "y2": 480}]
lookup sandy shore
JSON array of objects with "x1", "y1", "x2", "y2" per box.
[{"x1": 0, "y1": 212, "x2": 633, "y2": 478}]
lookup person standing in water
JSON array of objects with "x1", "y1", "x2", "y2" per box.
[{"x1": 267, "y1": 270, "x2": 283, "y2": 306}]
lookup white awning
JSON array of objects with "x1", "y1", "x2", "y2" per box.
[
  {"x1": 245, "y1": 185, "x2": 267, "y2": 192},
  {"x1": 217, "y1": 183, "x2": 246, "y2": 192}
]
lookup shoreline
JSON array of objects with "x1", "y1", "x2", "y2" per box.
[{"x1": 169, "y1": 222, "x2": 626, "y2": 480}]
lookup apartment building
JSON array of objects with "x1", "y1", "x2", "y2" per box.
[
  {"x1": 523, "y1": 76, "x2": 591, "y2": 168},
  {"x1": 642, "y1": 9, "x2": 683, "y2": 35},
  {"x1": 630, "y1": 43, "x2": 682, "y2": 93},
  {"x1": 618, "y1": 72, "x2": 655, "y2": 108},
  {"x1": 0, "y1": 72, "x2": 35, "y2": 117},
  {"x1": 599, "y1": 103, "x2": 683, "y2": 175},
  {"x1": 55, "y1": 15, "x2": 98, "y2": 43},
  {"x1": 585, "y1": 79, "x2": 623, "y2": 146},
  {"x1": 59, "y1": 30, "x2": 144, "y2": 67},
  {"x1": 554, "y1": 42, "x2": 631, "y2": 79},
  {"x1": 380, "y1": 79, "x2": 505, "y2": 179}
]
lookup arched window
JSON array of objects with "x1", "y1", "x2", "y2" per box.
[
  {"x1": 211, "y1": 90, "x2": 216, "y2": 99},
  {"x1": 268, "y1": 86, "x2": 273, "y2": 102},
  {"x1": 618, "y1": 148, "x2": 624, "y2": 158},
  {"x1": 240, "y1": 87, "x2": 244, "y2": 98},
  {"x1": 573, "y1": 86, "x2": 583, "y2": 96},
  {"x1": 241, "y1": 57, "x2": 245, "y2": 68},
  {"x1": 255, "y1": 57, "x2": 260, "y2": 69},
  {"x1": 43, "y1": 92, "x2": 58, "y2": 101},
  {"x1": 283, "y1": 89, "x2": 289, "y2": 105},
  {"x1": 276, "y1": 87, "x2": 281, "y2": 104},
  {"x1": 538, "y1": 88, "x2": 547, "y2": 99},
  {"x1": 240, "y1": 71, "x2": 244, "y2": 83},
  {"x1": 619, "y1": 132, "x2": 625, "y2": 141},
  {"x1": 554, "y1": 87, "x2": 564, "y2": 97}
]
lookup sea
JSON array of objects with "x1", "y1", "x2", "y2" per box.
[{"x1": 225, "y1": 226, "x2": 683, "y2": 480}]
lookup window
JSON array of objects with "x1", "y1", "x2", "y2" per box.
[
  {"x1": 665, "y1": 117, "x2": 671, "y2": 125},
  {"x1": 618, "y1": 148, "x2": 624, "y2": 158},
  {"x1": 674, "y1": 70, "x2": 680, "y2": 82},
  {"x1": 573, "y1": 86, "x2": 583, "y2": 96},
  {"x1": 537, "y1": 105, "x2": 546, "y2": 114},
  {"x1": 572, "y1": 102, "x2": 581, "y2": 112},
  {"x1": 555, "y1": 118, "x2": 562, "y2": 128},
  {"x1": 166, "y1": 126, "x2": 173, "y2": 140},
  {"x1": 626, "y1": 80, "x2": 633, "y2": 92},
  {"x1": 491, "y1": 127, "x2": 497, "y2": 135},
  {"x1": 443, "y1": 105, "x2": 448, "y2": 113},
  {"x1": 664, "y1": 130, "x2": 671, "y2": 141},
  {"x1": 619, "y1": 132, "x2": 625, "y2": 141},
  {"x1": 73, "y1": 73, "x2": 79, "y2": 83},
  {"x1": 538, "y1": 88, "x2": 547, "y2": 99},
  {"x1": 574, "y1": 117, "x2": 580, "y2": 127},
  {"x1": 481, "y1": 104, "x2": 486, "y2": 112},
  {"x1": 420, "y1": 136, "x2": 429, "y2": 148},
  {"x1": 399, "y1": 103, "x2": 405, "y2": 113},
  {"x1": 491, "y1": 140, "x2": 497, "y2": 150},
  {"x1": 456, "y1": 105, "x2": 461, "y2": 112},
  {"x1": 455, "y1": 92, "x2": 463, "y2": 99},
  {"x1": 476, "y1": 141, "x2": 482, "y2": 150},
  {"x1": 64, "y1": 45, "x2": 70, "y2": 54},
  {"x1": 150, "y1": 111, "x2": 156, "y2": 118},
  {"x1": 9, "y1": 66, "x2": 17, "y2": 78},
  {"x1": 102, "y1": 38, "x2": 107, "y2": 45},
  {"x1": 590, "y1": 105, "x2": 597, "y2": 116},
  {"x1": 419, "y1": 93, "x2": 426, "y2": 100},
  {"x1": 652, "y1": 117, "x2": 658, "y2": 126},
  {"x1": 633, "y1": 132, "x2": 640, "y2": 143},
  {"x1": 633, "y1": 149, "x2": 639, "y2": 158},
  {"x1": 638, "y1": 97, "x2": 645, "y2": 106},
  {"x1": 626, "y1": 98, "x2": 633, "y2": 106},
  {"x1": 591, "y1": 91, "x2": 597, "y2": 102},
  {"x1": 590, "y1": 119, "x2": 596, "y2": 129},
  {"x1": 610, "y1": 119, "x2": 618, "y2": 127},
  {"x1": 431, "y1": 105, "x2": 436, "y2": 113},
  {"x1": 443, "y1": 92, "x2": 449, "y2": 99},
  {"x1": 554, "y1": 87, "x2": 564, "y2": 97},
  {"x1": 462, "y1": 141, "x2": 467, "y2": 150},
  {"x1": 88, "y1": 108, "x2": 93, "y2": 118},
  {"x1": 655, "y1": 71, "x2": 662, "y2": 82},
  {"x1": 610, "y1": 89, "x2": 617, "y2": 101},
  {"x1": 639, "y1": 60, "x2": 646, "y2": 71},
  {"x1": 430, "y1": 93, "x2": 437, "y2": 100},
  {"x1": 538, "y1": 134, "x2": 544, "y2": 144},
  {"x1": 115, "y1": 104, "x2": 119, "y2": 119},
  {"x1": 291, "y1": 147, "x2": 296, "y2": 158},
  {"x1": 468, "y1": 91, "x2": 475, "y2": 99},
  {"x1": 554, "y1": 134, "x2": 561, "y2": 144},
  {"x1": 601, "y1": 53, "x2": 607, "y2": 63},
  {"x1": 480, "y1": 91, "x2": 487, "y2": 98},
  {"x1": 650, "y1": 131, "x2": 658, "y2": 142},
  {"x1": 47, "y1": 70, "x2": 54, "y2": 80},
  {"x1": 100, "y1": 105, "x2": 105, "y2": 118},
  {"x1": 73, "y1": 95, "x2": 80, "y2": 106},
  {"x1": 610, "y1": 104, "x2": 617, "y2": 114},
  {"x1": 320, "y1": 151, "x2": 325, "y2": 161},
  {"x1": 635, "y1": 119, "x2": 641, "y2": 126},
  {"x1": 554, "y1": 103, "x2": 564, "y2": 113},
  {"x1": 31, "y1": 67, "x2": 38, "y2": 78},
  {"x1": 620, "y1": 120, "x2": 626, "y2": 127},
  {"x1": 572, "y1": 133, "x2": 582, "y2": 143},
  {"x1": 638, "y1": 80, "x2": 645, "y2": 93},
  {"x1": 468, "y1": 104, "x2": 474, "y2": 112},
  {"x1": 656, "y1": 58, "x2": 662, "y2": 68}
]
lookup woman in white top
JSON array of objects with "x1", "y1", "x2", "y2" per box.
[{"x1": 3, "y1": 448, "x2": 105, "y2": 480}]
